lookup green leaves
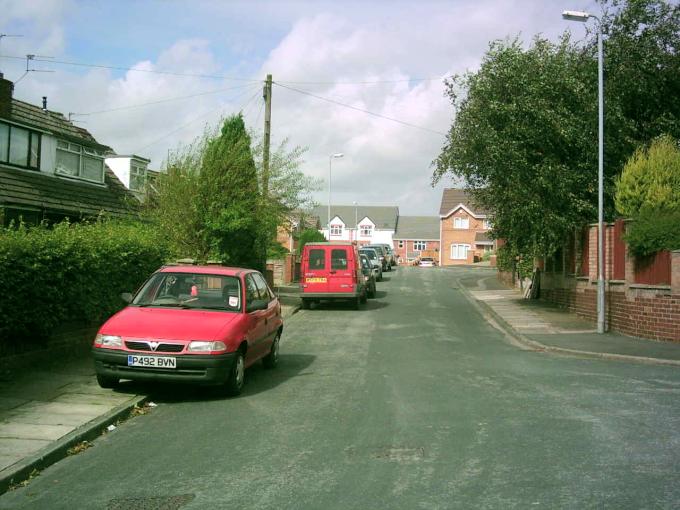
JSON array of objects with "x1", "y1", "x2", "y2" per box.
[{"x1": 0, "y1": 221, "x2": 170, "y2": 352}]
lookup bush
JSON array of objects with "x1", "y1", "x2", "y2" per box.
[
  {"x1": 0, "y1": 221, "x2": 171, "y2": 352},
  {"x1": 624, "y1": 206, "x2": 680, "y2": 258},
  {"x1": 296, "y1": 228, "x2": 326, "y2": 255}
]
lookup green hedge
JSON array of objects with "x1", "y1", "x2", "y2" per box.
[
  {"x1": 0, "y1": 221, "x2": 171, "y2": 352},
  {"x1": 624, "y1": 206, "x2": 680, "y2": 258}
]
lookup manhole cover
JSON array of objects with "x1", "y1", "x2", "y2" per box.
[{"x1": 107, "y1": 494, "x2": 195, "y2": 510}]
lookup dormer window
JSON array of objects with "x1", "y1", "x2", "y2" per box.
[
  {"x1": 360, "y1": 225, "x2": 373, "y2": 237},
  {"x1": 0, "y1": 121, "x2": 41, "y2": 170},
  {"x1": 56, "y1": 140, "x2": 105, "y2": 183},
  {"x1": 330, "y1": 224, "x2": 343, "y2": 236},
  {"x1": 130, "y1": 162, "x2": 147, "y2": 191}
]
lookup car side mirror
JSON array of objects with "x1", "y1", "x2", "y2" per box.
[{"x1": 121, "y1": 292, "x2": 133, "y2": 304}]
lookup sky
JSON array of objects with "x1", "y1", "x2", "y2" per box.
[{"x1": 0, "y1": 0, "x2": 597, "y2": 215}]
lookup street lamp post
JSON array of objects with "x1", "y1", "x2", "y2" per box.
[
  {"x1": 563, "y1": 10, "x2": 605, "y2": 334},
  {"x1": 328, "y1": 153, "x2": 344, "y2": 239},
  {"x1": 353, "y1": 200, "x2": 358, "y2": 243}
]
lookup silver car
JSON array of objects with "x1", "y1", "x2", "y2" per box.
[{"x1": 359, "y1": 248, "x2": 383, "y2": 281}]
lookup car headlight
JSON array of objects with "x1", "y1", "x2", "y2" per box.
[
  {"x1": 95, "y1": 334, "x2": 122, "y2": 348},
  {"x1": 187, "y1": 341, "x2": 227, "y2": 353}
]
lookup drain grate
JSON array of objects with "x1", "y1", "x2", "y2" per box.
[{"x1": 107, "y1": 494, "x2": 195, "y2": 510}]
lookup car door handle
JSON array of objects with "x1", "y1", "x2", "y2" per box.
[{"x1": 330, "y1": 270, "x2": 337, "y2": 274}]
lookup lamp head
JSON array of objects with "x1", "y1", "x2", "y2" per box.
[
  {"x1": 332, "y1": 153, "x2": 344, "y2": 159},
  {"x1": 562, "y1": 10, "x2": 590, "y2": 22}
]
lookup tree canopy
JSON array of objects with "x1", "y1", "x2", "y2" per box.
[{"x1": 433, "y1": 0, "x2": 680, "y2": 262}]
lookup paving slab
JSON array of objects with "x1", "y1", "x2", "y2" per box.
[{"x1": 0, "y1": 423, "x2": 75, "y2": 441}]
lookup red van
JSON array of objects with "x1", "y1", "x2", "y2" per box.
[{"x1": 300, "y1": 242, "x2": 367, "y2": 310}]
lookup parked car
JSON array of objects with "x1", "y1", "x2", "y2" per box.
[
  {"x1": 375, "y1": 243, "x2": 396, "y2": 268},
  {"x1": 419, "y1": 257, "x2": 436, "y2": 267},
  {"x1": 359, "y1": 253, "x2": 377, "y2": 299},
  {"x1": 92, "y1": 265, "x2": 283, "y2": 396},
  {"x1": 300, "y1": 242, "x2": 367, "y2": 310},
  {"x1": 365, "y1": 244, "x2": 389, "y2": 271},
  {"x1": 358, "y1": 247, "x2": 383, "y2": 281}
]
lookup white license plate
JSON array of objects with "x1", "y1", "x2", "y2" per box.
[{"x1": 127, "y1": 355, "x2": 177, "y2": 369}]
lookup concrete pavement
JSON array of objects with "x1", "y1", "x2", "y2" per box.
[{"x1": 459, "y1": 269, "x2": 680, "y2": 365}]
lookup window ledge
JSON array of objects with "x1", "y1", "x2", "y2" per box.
[
  {"x1": 575, "y1": 276, "x2": 590, "y2": 281},
  {"x1": 608, "y1": 279, "x2": 626, "y2": 285},
  {"x1": 629, "y1": 283, "x2": 671, "y2": 291}
]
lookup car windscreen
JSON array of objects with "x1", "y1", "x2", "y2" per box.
[
  {"x1": 359, "y1": 250, "x2": 376, "y2": 260},
  {"x1": 132, "y1": 272, "x2": 242, "y2": 312},
  {"x1": 368, "y1": 246, "x2": 384, "y2": 255}
]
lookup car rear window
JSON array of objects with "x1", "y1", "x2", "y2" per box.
[
  {"x1": 309, "y1": 249, "x2": 325, "y2": 270},
  {"x1": 360, "y1": 250, "x2": 376, "y2": 259},
  {"x1": 331, "y1": 248, "x2": 348, "y2": 270}
]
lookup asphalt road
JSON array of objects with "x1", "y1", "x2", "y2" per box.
[{"x1": 2, "y1": 266, "x2": 680, "y2": 509}]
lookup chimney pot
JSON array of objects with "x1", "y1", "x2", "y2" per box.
[{"x1": 42, "y1": 96, "x2": 47, "y2": 112}]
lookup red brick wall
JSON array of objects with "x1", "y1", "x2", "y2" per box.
[{"x1": 539, "y1": 224, "x2": 680, "y2": 342}]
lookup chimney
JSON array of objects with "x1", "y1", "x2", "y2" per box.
[
  {"x1": 42, "y1": 96, "x2": 47, "y2": 112},
  {"x1": 0, "y1": 72, "x2": 13, "y2": 119}
]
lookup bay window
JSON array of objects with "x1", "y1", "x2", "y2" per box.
[
  {"x1": 56, "y1": 141, "x2": 105, "y2": 182},
  {"x1": 451, "y1": 244, "x2": 470, "y2": 260}
]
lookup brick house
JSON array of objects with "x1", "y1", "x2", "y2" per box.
[
  {"x1": 392, "y1": 216, "x2": 440, "y2": 264},
  {"x1": 0, "y1": 73, "x2": 137, "y2": 226},
  {"x1": 439, "y1": 189, "x2": 494, "y2": 266},
  {"x1": 315, "y1": 205, "x2": 399, "y2": 246},
  {"x1": 275, "y1": 211, "x2": 321, "y2": 254}
]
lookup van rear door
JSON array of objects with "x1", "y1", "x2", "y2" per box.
[
  {"x1": 328, "y1": 247, "x2": 355, "y2": 294},
  {"x1": 303, "y1": 246, "x2": 329, "y2": 294}
]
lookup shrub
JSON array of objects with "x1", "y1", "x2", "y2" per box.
[
  {"x1": 624, "y1": 206, "x2": 680, "y2": 258},
  {"x1": 0, "y1": 221, "x2": 171, "y2": 353}
]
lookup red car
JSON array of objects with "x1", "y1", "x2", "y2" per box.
[{"x1": 92, "y1": 265, "x2": 283, "y2": 396}]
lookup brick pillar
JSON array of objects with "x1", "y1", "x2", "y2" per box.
[{"x1": 672, "y1": 250, "x2": 680, "y2": 295}]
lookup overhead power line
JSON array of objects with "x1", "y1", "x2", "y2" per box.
[
  {"x1": 71, "y1": 82, "x2": 256, "y2": 116},
  {"x1": 0, "y1": 54, "x2": 450, "y2": 86},
  {"x1": 134, "y1": 84, "x2": 261, "y2": 153},
  {"x1": 273, "y1": 82, "x2": 447, "y2": 136}
]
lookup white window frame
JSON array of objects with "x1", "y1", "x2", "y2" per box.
[
  {"x1": 360, "y1": 225, "x2": 373, "y2": 237},
  {"x1": 130, "y1": 163, "x2": 147, "y2": 191},
  {"x1": 451, "y1": 243, "x2": 470, "y2": 260},
  {"x1": 453, "y1": 216, "x2": 469, "y2": 229},
  {"x1": 56, "y1": 140, "x2": 105, "y2": 183},
  {"x1": 414, "y1": 241, "x2": 426, "y2": 251},
  {"x1": 483, "y1": 219, "x2": 492, "y2": 229},
  {"x1": 330, "y1": 224, "x2": 343, "y2": 236}
]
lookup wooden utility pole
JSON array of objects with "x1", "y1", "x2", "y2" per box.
[{"x1": 262, "y1": 74, "x2": 272, "y2": 199}]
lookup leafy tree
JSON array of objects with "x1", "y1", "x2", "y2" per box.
[
  {"x1": 296, "y1": 228, "x2": 326, "y2": 255},
  {"x1": 433, "y1": 0, "x2": 680, "y2": 262},
  {"x1": 147, "y1": 114, "x2": 260, "y2": 267},
  {"x1": 615, "y1": 135, "x2": 680, "y2": 217}
]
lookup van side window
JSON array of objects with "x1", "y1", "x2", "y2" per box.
[
  {"x1": 309, "y1": 249, "x2": 325, "y2": 270},
  {"x1": 331, "y1": 249, "x2": 348, "y2": 270}
]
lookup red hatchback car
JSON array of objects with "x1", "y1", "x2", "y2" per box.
[{"x1": 92, "y1": 265, "x2": 283, "y2": 396}]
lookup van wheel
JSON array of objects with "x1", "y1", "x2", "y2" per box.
[
  {"x1": 353, "y1": 296, "x2": 361, "y2": 310},
  {"x1": 301, "y1": 298, "x2": 310, "y2": 310}
]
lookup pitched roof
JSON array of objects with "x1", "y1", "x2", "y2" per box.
[
  {"x1": 0, "y1": 166, "x2": 138, "y2": 219},
  {"x1": 8, "y1": 99, "x2": 110, "y2": 150},
  {"x1": 439, "y1": 188, "x2": 488, "y2": 217},
  {"x1": 314, "y1": 205, "x2": 399, "y2": 230},
  {"x1": 393, "y1": 216, "x2": 440, "y2": 240}
]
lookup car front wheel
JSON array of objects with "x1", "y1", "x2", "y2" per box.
[
  {"x1": 96, "y1": 374, "x2": 119, "y2": 389},
  {"x1": 225, "y1": 350, "x2": 245, "y2": 396}
]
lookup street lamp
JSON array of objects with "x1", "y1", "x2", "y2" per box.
[
  {"x1": 353, "y1": 200, "x2": 358, "y2": 242},
  {"x1": 328, "y1": 153, "x2": 344, "y2": 239},
  {"x1": 563, "y1": 9, "x2": 605, "y2": 334}
]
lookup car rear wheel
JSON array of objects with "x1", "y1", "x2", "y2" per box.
[
  {"x1": 96, "y1": 374, "x2": 119, "y2": 389},
  {"x1": 263, "y1": 332, "x2": 280, "y2": 369},
  {"x1": 368, "y1": 284, "x2": 376, "y2": 299},
  {"x1": 224, "y1": 350, "x2": 245, "y2": 396},
  {"x1": 360, "y1": 291, "x2": 367, "y2": 304}
]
